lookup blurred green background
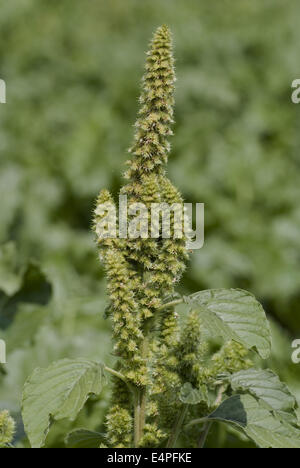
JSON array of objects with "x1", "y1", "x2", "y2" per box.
[{"x1": 0, "y1": 0, "x2": 300, "y2": 447}]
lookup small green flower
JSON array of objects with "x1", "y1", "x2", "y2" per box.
[
  {"x1": 106, "y1": 404, "x2": 133, "y2": 448},
  {"x1": 210, "y1": 341, "x2": 253, "y2": 377},
  {"x1": 0, "y1": 410, "x2": 15, "y2": 447}
]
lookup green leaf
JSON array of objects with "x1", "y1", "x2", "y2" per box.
[
  {"x1": 22, "y1": 358, "x2": 105, "y2": 448},
  {"x1": 229, "y1": 368, "x2": 297, "y2": 424},
  {"x1": 5, "y1": 304, "x2": 47, "y2": 353},
  {"x1": 179, "y1": 382, "x2": 208, "y2": 405},
  {"x1": 208, "y1": 394, "x2": 247, "y2": 427},
  {"x1": 184, "y1": 289, "x2": 271, "y2": 359},
  {"x1": 0, "y1": 261, "x2": 52, "y2": 329},
  {"x1": 208, "y1": 394, "x2": 300, "y2": 448},
  {"x1": 65, "y1": 429, "x2": 104, "y2": 448}
]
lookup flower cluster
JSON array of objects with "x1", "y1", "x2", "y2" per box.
[
  {"x1": 0, "y1": 410, "x2": 15, "y2": 447},
  {"x1": 105, "y1": 377, "x2": 133, "y2": 448},
  {"x1": 209, "y1": 341, "x2": 253, "y2": 377}
]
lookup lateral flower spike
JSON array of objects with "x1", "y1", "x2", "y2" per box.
[{"x1": 0, "y1": 410, "x2": 15, "y2": 447}]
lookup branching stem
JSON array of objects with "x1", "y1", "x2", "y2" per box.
[
  {"x1": 104, "y1": 366, "x2": 127, "y2": 383},
  {"x1": 186, "y1": 385, "x2": 226, "y2": 448},
  {"x1": 158, "y1": 299, "x2": 183, "y2": 311}
]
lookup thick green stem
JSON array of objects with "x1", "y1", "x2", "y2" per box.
[
  {"x1": 134, "y1": 390, "x2": 142, "y2": 447},
  {"x1": 105, "y1": 366, "x2": 145, "y2": 447},
  {"x1": 158, "y1": 299, "x2": 183, "y2": 311},
  {"x1": 139, "y1": 386, "x2": 147, "y2": 442},
  {"x1": 198, "y1": 421, "x2": 213, "y2": 448},
  {"x1": 137, "y1": 317, "x2": 153, "y2": 444},
  {"x1": 166, "y1": 405, "x2": 188, "y2": 448},
  {"x1": 186, "y1": 385, "x2": 225, "y2": 448}
]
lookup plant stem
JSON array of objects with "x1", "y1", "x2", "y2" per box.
[
  {"x1": 159, "y1": 299, "x2": 183, "y2": 311},
  {"x1": 133, "y1": 297, "x2": 184, "y2": 446},
  {"x1": 104, "y1": 366, "x2": 127, "y2": 384},
  {"x1": 184, "y1": 417, "x2": 208, "y2": 430},
  {"x1": 167, "y1": 405, "x2": 188, "y2": 448},
  {"x1": 137, "y1": 318, "x2": 153, "y2": 444},
  {"x1": 198, "y1": 421, "x2": 213, "y2": 448},
  {"x1": 196, "y1": 385, "x2": 226, "y2": 448},
  {"x1": 138, "y1": 390, "x2": 146, "y2": 441},
  {"x1": 134, "y1": 390, "x2": 141, "y2": 447}
]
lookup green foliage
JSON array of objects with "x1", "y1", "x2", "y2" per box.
[
  {"x1": 179, "y1": 383, "x2": 208, "y2": 406},
  {"x1": 0, "y1": 242, "x2": 52, "y2": 329},
  {"x1": 228, "y1": 369, "x2": 297, "y2": 423},
  {"x1": 207, "y1": 394, "x2": 300, "y2": 449},
  {"x1": 183, "y1": 289, "x2": 271, "y2": 359},
  {"x1": 65, "y1": 429, "x2": 104, "y2": 449},
  {"x1": 22, "y1": 359, "x2": 105, "y2": 448},
  {"x1": 0, "y1": 0, "x2": 300, "y2": 449},
  {"x1": 19, "y1": 24, "x2": 300, "y2": 449}
]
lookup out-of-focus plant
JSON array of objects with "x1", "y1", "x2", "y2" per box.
[
  {"x1": 0, "y1": 410, "x2": 15, "y2": 448},
  {"x1": 19, "y1": 26, "x2": 300, "y2": 449}
]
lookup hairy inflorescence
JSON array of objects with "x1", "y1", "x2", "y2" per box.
[
  {"x1": 0, "y1": 410, "x2": 15, "y2": 447},
  {"x1": 93, "y1": 25, "x2": 251, "y2": 448},
  {"x1": 94, "y1": 25, "x2": 190, "y2": 447}
]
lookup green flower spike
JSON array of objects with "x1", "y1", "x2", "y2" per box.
[{"x1": 94, "y1": 25, "x2": 189, "y2": 447}]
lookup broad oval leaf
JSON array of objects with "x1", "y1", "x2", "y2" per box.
[
  {"x1": 22, "y1": 358, "x2": 104, "y2": 448},
  {"x1": 184, "y1": 289, "x2": 271, "y2": 359},
  {"x1": 65, "y1": 429, "x2": 104, "y2": 448},
  {"x1": 208, "y1": 394, "x2": 300, "y2": 448},
  {"x1": 179, "y1": 382, "x2": 208, "y2": 405},
  {"x1": 229, "y1": 368, "x2": 297, "y2": 423}
]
